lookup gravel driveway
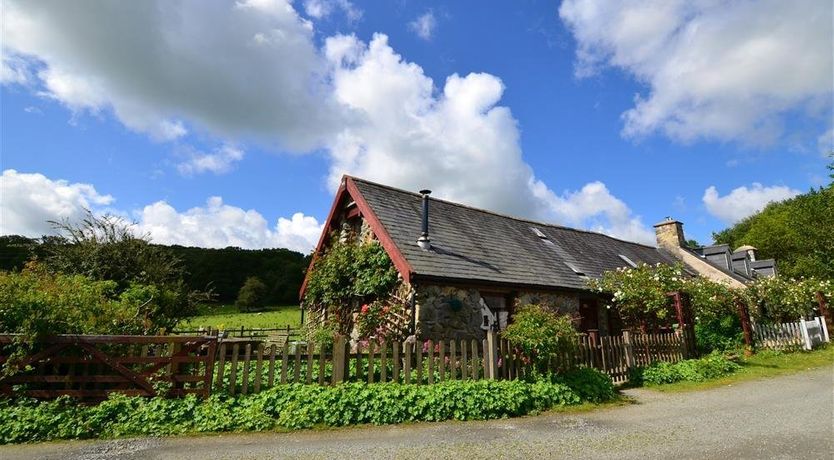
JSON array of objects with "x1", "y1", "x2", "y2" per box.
[{"x1": 3, "y1": 366, "x2": 832, "y2": 459}]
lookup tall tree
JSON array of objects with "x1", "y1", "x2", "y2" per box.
[{"x1": 713, "y1": 162, "x2": 833, "y2": 279}]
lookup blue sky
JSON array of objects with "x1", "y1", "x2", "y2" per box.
[{"x1": 2, "y1": 0, "x2": 831, "y2": 252}]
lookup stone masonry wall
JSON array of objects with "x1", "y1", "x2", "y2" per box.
[{"x1": 414, "y1": 285, "x2": 584, "y2": 341}]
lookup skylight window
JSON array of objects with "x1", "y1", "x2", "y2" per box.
[
  {"x1": 564, "y1": 261, "x2": 586, "y2": 277},
  {"x1": 531, "y1": 227, "x2": 548, "y2": 239},
  {"x1": 618, "y1": 254, "x2": 638, "y2": 268}
]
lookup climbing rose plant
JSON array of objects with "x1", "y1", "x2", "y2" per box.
[
  {"x1": 586, "y1": 263, "x2": 687, "y2": 327},
  {"x1": 302, "y1": 236, "x2": 399, "y2": 335},
  {"x1": 744, "y1": 276, "x2": 832, "y2": 323}
]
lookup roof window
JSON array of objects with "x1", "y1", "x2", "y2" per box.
[
  {"x1": 618, "y1": 254, "x2": 638, "y2": 268},
  {"x1": 564, "y1": 261, "x2": 586, "y2": 277},
  {"x1": 531, "y1": 227, "x2": 548, "y2": 239}
]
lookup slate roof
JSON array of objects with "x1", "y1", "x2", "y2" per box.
[{"x1": 350, "y1": 177, "x2": 678, "y2": 291}]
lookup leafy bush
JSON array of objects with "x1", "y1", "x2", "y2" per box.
[
  {"x1": 0, "y1": 263, "x2": 187, "y2": 374},
  {"x1": 695, "y1": 314, "x2": 743, "y2": 353},
  {"x1": 637, "y1": 354, "x2": 741, "y2": 386},
  {"x1": 502, "y1": 304, "x2": 577, "y2": 374},
  {"x1": 0, "y1": 376, "x2": 616, "y2": 444},
  {"x1": 235, "y1": 276, "x2": 268, "y2": 312},
  {"x1": 553, "y1": 368, "x2": 616, "y2": 403}
]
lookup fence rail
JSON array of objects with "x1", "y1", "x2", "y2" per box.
[
  {"x1": 0, "y1": 329, "x2": 694, "y2": 399},
  {"x1": 0, "y1": 335, "x2": 215, "y2": 400},
  {"x1": 752, "y1": 316, "x2": 829, "y2": 350}
]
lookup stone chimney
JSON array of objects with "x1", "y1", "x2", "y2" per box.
[{"x1": 654, "y1": 217, "x2": 685, "y2": 250}]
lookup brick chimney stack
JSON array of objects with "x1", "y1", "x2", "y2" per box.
[{"x1": 654, "y1": 217, "x2": 685, "y2": 250}]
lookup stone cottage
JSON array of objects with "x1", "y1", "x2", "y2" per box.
[{"x1": 300, "y1": 176, "x2": 775, "y2": 341}]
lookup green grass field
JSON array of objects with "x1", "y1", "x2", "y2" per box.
[
  {"x1": 650, "y1": 345, "x2": 834, "y2": 392},
  {"x1": 177, "y1": 304, "x2": 302, "y2": 330}
]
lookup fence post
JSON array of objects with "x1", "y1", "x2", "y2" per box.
[
  {"x1": 819, "y1": 316, "x2": 830, "y2": 343},
  {"x1": 816, "y1": 291, "x2": 833, "y2": 334},
  {"x1": 332, "y1": 335, "x2": 346, "y2": 384},
  {"x1": 486, "y1": 331, "x2": 498, "y2": 380},
  {"x1": 622, "y1": 330, "x2": 634, "y2": 368},
  {"x1": 736, "y1": 299, "x2": 754, "y2": 356},
  {"x1": 799, "y1": 318, "x2": 812, "y2": 350}
]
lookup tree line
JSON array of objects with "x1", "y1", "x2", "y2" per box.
[{"x1": 0, "y1": 235, "x2": 308, "y2": 306}]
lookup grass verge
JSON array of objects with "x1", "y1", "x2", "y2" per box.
[
  {"x1": 177, "y1": 304, "x2": 301, "y2": 330},
  {"x1": 648, "y1": 345, "x2": 834, "y2": 393}
]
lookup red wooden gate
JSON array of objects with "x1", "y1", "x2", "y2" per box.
[{"x1": 0, "y1": 335, "x2": 216, "y2": 400}]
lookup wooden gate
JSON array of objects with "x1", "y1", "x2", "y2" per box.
[{"x1": 0, "y1": 335, "x2": 216, "y2": 400}]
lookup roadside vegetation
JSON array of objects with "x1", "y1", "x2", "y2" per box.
[
  {"x1": 640, "y1": 345, "x2": 833, "y2": 392},
  {"x1": 0, "y1": 371, "x2": 615, "y2": 444}
]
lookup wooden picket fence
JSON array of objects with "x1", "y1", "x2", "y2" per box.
[
  {"x1": 212, "y1": 329, "x2": 694, "y2": 393},
  {"x1": 0, "y1": 329, "x2": 694, "y2": 399},
  {"x1": 752, "y1": 316, "x2": 830, "y2": 350}
]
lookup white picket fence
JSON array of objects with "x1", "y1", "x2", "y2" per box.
[{"x1": 752, "y1": 316, "x2": 830, "y2": 350}]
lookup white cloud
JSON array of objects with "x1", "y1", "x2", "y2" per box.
[
  {"x1": 0, "y1": 169, "x2": 321, "y2": 252},
  {"x1": 176, "y1": 144, "x2": 245, "y2": 176},
  {"x1": 703, "y1": 183, "x2": 801, "y2": 224},
  {"x1": 559, "y1": 0, "x2": 833, "y2": 146},
  {"x1": 3, "y1": 0, "x2": 337, "y2": 150},
  {"x1": 409, "y1": 11, "x2": 437, "y2": 41},
  {"x1": 2, "y1": 2, "x2": 654, "y2": 244},
  {"x1": 303, "y1": 0, "x2": 362, "y2": 23},
  {"x1": 137, "y1": 198, "x2": 321, "y2": 252},
  {"x1": 0, "y1": 169, "x2": 114, "y2": 237},
  {"x1": 323, "y1": 34, "x2": 654, "y2": 243}
]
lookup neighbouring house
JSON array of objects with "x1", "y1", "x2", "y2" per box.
[
  {"x1": 300, "y1": 176, "x2": 775, "y2": 341},
  {"x1": 653, "y1": 218, "x2": 777, "y2": 287}
]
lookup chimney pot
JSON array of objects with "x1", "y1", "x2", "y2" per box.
[{"x1": 417, "y1": 189, "x2": 432, "y2": 250}]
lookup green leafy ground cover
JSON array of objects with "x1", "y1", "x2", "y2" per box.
[
  {"x1": 177, "y1": 304, "x2": 301, "y2": 330},
  {"x1": 642, "y1": 345, "x2": 833, "y2": 392},
  {"x1": 0, "y1": 370, "x2": 615, "y2": 444}
]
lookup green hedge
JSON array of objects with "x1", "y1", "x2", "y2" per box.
[
  {"x1": 633, "y1": 354, "x2": 741, "y2": 386},
  {"x1": 0, "y1": 369, "x2": 615, "y2": 444}
]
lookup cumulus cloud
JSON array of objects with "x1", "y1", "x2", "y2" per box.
[
  {"x1": 559, "y1": 0, "x2": 833, "y2": 146},
  {"x1": 703, "y1": 183, "x2": 801, "y2": 224},
  {"x1": 0, "y1": 169, "x2": 114, "y2": 237},
  {"x1": 409, "y1": 11, "x2": 437, "y2": 41},
  {"x1": 0, "y1": 169, "x2": 321, "y2": 252},
  {"x1": 176, "y1": 144, "x2": 245, "y2": 176},
  {"x1": 3, "y1": 0, "x2": 337, "y2": 149},
  {"x1": 137, "y1": 198, "x2": 322, "y2": 252},
  {"x1": 2, "y1": 1, "x2": 655, "y2": 244},
  {"x1": 323, "y1": 34, "x2": 654, "y2": 243}
]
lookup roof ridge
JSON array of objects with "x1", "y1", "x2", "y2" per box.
[{"x1": 345, "y1": 175, "x2": 660, "y2": 250}]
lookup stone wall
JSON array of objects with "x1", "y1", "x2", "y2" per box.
[
  {"x1": 515, "y1": 292, "x2": 580, "y2": 315},
  {"x1": 415, "y1": 285, "x2": 486, "y2": 341},
  {"x1": 414, "y1": 285, "x2": 585, "y2": 341}
]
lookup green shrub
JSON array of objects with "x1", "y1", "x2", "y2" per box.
[
  {"x1": 0, "y1": 375, "x2": 617, "y2": 444},
  {"x1": 502, "y1": 304, "x2": 577, "y2": 374},
  {"x1": 637, "y1": 354, "x2": 741, "y2": 386},
  {"x1": 695, "y1": 314, "x2": 744, "y2": 353},
  {"x1": 554, "y1": 368, "x2": 616, "y2": 403}
]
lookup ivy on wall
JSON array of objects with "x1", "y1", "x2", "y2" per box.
[{"x1": 302, "y1": 236, "x2": 399, "y2": 334}]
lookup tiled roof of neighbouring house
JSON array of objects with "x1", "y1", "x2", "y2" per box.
[{"x1": 350, "y1": 176, "x2": 679, "y2": 291}]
